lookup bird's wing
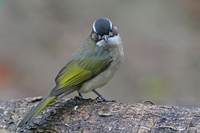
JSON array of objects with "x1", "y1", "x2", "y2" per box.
[{"x1": 50, "y1": 42, "x2": 112, "y2": 96}]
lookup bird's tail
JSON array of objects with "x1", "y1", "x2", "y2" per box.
[{"x1": 18, "y1": 93, "x2": 56, "y2": 127}]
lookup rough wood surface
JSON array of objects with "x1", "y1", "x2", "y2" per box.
[{"x1": 0, "y1": 96, "x2": 200, "y2": 133}]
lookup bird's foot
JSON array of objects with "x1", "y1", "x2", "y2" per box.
[
  {"x1": 92, "y1": 89, "x2": 116, "y2": 103},
  {"x1": 93, "y1": 96, "x2": 116, "y2": 103}
]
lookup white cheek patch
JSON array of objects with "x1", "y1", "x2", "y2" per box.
[
  {"x1": 108, "y1": 34, "x2": 120, "y2": 45},
  {"x1": 96, "y1": 34, "x2": 120, "y2": 47},
  {"x1": 96, "y1": 40, "x2": 105, "y2": 47}
]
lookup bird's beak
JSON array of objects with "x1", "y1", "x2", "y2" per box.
[{"x1": 102, "y1": 35, "x2": 109, "y2": 43}]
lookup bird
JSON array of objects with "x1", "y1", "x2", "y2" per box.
[{"x1": 18, "y1": 17, "x2": 124, "y2": 127}]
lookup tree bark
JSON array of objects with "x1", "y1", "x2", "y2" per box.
[{"x1": 0, "y1": 96, "x2": 200, "y2": 133}]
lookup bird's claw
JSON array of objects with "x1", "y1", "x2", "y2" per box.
[{"x1": 93, "y1": 97, "x2": 116, "y2": 103}]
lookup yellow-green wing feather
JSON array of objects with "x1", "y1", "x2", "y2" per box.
[{"x1": 56, "y1": 61, "x2": 91, "y2": 88}]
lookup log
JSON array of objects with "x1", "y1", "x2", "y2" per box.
[{"x1": 0, "y1": 96, "x2": 200, "y2": 133}]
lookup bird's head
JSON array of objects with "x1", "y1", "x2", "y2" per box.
[{"x1": 91, "y1": 18, "x2": 119, "y2": 47}]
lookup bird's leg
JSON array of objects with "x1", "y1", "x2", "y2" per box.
[
  {"x1": 78, "y1": 93, "x2": 85, "y2": 99},
  {"x1": 92, "y1": 89, "x2": 116, "y2": 103}
]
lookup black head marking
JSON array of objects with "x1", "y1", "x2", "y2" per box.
[{"x1": 93, "y1": 18, "x2": 112, "y2": 36}]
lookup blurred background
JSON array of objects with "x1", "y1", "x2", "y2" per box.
[{"x1": 0, "y1": 0, "x2": 200, "y2": 106}]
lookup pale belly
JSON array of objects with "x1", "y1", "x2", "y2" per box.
[{"x1": 78, "y1": 55, "x2": 122, "y2": 93}]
